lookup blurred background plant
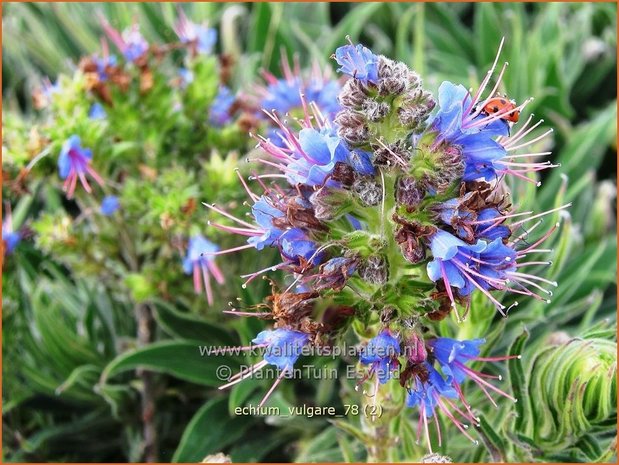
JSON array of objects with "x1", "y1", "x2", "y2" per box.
[{"x1": 2, "y1": 2, "x2": 616, "y2": 463}]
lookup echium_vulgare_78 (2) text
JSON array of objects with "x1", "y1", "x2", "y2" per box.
[{"x1": 202, "y1": 37, "x2": 568, "y2": 453}]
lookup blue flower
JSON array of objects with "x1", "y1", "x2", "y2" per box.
[
  {"x1": 100, "y1": 18, "x2": 148, "y2": 63},
  {"x1": 406, "y1": 363, "x2": 458, "y2": 417},
  {"x1": 427, "y1": 337, "x2": 518, "y2": 408},
  {"x1": 2, "y1": 212, "x2": 21, "y2": 256},
  {"x1": 436, "y1": 197, "x2": 510, "y2": 242},
  {"x1": 427, "y1": 230, "x2": 517, "y2": 310},
  {"x1": 183, "y1": 235, "x2": 219, "y2": 272},
  {"x1": 122, "y1": 28, "x2": 148, "y2": 62},
  {"x1": 262, "y1": 77, "x2": 341, "y2": 119},
  {"x1": 178, "y1": 68, "x2": 194, "y2": 88},
  {"x1": 280, "y1": 228, "x2": 321, "y2": 265},
  {"x1": 431, "y1": 81, "x2": 509, "y2": 181},
  {"x1": 175, "y1": 13, "x2": 217, "y2": 55},
  {"x1": 287, "y1": 128, "x2": 350, "y2": 186},
  {"x1": 427, "y1": 229, "x2": 487, "y2": 296},
  {"x1": 100, "y1": 195, "x2": 120, "y2": 216},
  {"x1": 209, "y1": 86, "x2": 235, "y2": 127},
  {"x1": 247, "y1": 196, "x2": 286, "y2": 250},
  {"x1": 253, "y1": 328, "x2": 309, "y2": 371},
  {"x1": 347, "y1": 149, "x2": 375, "y2": 176},
  {"x1": 183, "y1": 234, "x2": 225, "y2": 305},
  {"x1": 360, "y1": 330, "x2": 401, "y2": 384},
  {"x1": 428, "y1": 338, "x2": 485, "y2": 383},
  {"x1": 58, "y1": 135, "x2": 105, "y2": 199},
  {"x1": 334, "y1": 43, "x2": 379, "y2": 84},
  {"x1": 94, "y1": 54, "x2": 117, "y2": 81},
  {"x1": 89, "y1": 102, "x2": 107, "y2": 120},
  {"x1": 474, "y1": 208, "x2": 511, "y2": 241}
]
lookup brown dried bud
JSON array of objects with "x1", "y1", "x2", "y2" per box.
[
  {"x1": 330, "y1": 162, "x2": 356, "y2": 187},
  {"x1": 393, "y1": 215, "x2": 436, "y2": 264}
]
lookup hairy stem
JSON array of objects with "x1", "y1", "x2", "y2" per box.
[{"x1": 135, "y1": 302, "x2": 158, "y2": 462}]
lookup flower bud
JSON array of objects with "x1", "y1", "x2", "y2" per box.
[
  {"x1": 395, "y1": 176, "x2": 424, "y2": 208},
  {"x1": 310, "y1": 186, "x2": 354, "y2": 221},
  {"x1": 359, "y1": 254, "x2": 389, "y2": 285},
  {"x1": 377, "y1": 56, "x2": 409, "y2": 95},
  {"x1": 362, "y1": 99, "x2": 390, "y2": 122},
  {"x1": 335, "y1": 109, "x2": 369, "y2": 146},
  {"x1": 352, "y1": 177, "x2": 383, "y2": 206},
  {"x1": 315, "y1": 256, "x2": 358, "y2": 291},
  {"x1": 338, "y1": 79, "x2": 369, "y2": 109},
  {"x1": 373, "y1": 140, "x2": 412, "y2": 169},
  {"x1": 406, "y1": 332, "x2": 428, "y2": 364}
]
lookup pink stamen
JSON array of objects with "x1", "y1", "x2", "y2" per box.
[
  {"x1": 207, "y1": 260, "x2": 225, "y2": 285},
  {"x1": 205, "y1": 243, "x2": 255, "y2": 256},
  {"x1": 201, "y1": 263, "x2": 213, "y2": 305},
  {"x1": 458, "y1": 363, "x2": 517, "y2": 402},
  {"x1": 208, "y1": 221, "x2": 262, "y2": 236},
  {"x1": 464, "y1": 36, "x2": 505, "y2": 114},
  {"x1": 506, "y1": 128, "x2": 553, "y2": 152},
  {"x1": 203, "y1": 203, "x2": 256, "y2": 229},
  {"x1": 193, "y1": 263, "x2": 202, "y2": 293},
  {"x1": 235, "y1": 169, "x2": 259, "y2": 202},
  {"x1": 258, "y1": 368, "x2": 288, "y2": 407}
]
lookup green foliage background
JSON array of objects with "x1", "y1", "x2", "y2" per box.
[{"x1": 2, "y1": 2, "x2": 617, "y2": 463}]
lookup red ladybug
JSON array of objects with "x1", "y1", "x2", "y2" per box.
[{"x1": 481, "y1": 96, "x2": 520, "y2": 123}]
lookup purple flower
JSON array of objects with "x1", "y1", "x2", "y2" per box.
[
  {"x1": 246, "y1": 196, "x2": 286, "y2": 251},
  {"x1": 218, "y1": 328, "x2": 310, "y2": 408},
  {"x1": 100, "y1": 18, "x2": 148, "y2": 63},
  {"x1": 174, "y1": 11, "x2": 217, "y2": 55},
  {"x1": 2, "y1": 206, "x2": 21, "y2": 256},
  {"x1": 89, "y1": 102, "x2": 107, "y2": 120},
  {"x1": 406, "y1": 363, "x2": 458, "y2": 416},
  {"x1": 257, "y1": 56, "x2": 341, "y2": 121},
  {"x1": 100, "y1": 195, "x2": 120, "y2": 216},
  {"x1": 183, "y1": 234, "x2": 225, "y2": 305},
  {"x1": 209, "y1": 86, "x2": 235, "y2": 127},
  {"x1": 429, "y1": 47, "x2": 557, "y2": 185},
  {"x1": 178, "y1": 68, "x2": 194, "y2": 88},
  {"x1": 427, "y1": 337, "x2": 519, "y2": 415},
  {"x1": 334, "y1": 43, "x2": 379, "y2": 84},
  {"x1": 360, "y1": 330, "x2": 400, "y2": 384},
  {"x1": 58, "y1": 135, "x2": 104, "y2": 199},
  {"x1": 347, "y1": 149, "x2": 375, "y2": 176},
  {"x1": 94, "y1": 54, "x2": 117, "y2": 81},
  {"x1": 253, "y1": 328, "x2": 309, "y2": 371},
  {"x1": 280, "y1": 228, "x2": 321, "y2": 265},
  {"x1": 431, "y1": 82, "x2": 509, "y2": 181}
]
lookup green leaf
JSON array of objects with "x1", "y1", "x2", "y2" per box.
[
  {"x1": 172, "y1": 397, "x2": 252, "y2": 462},
  {"x1": 508, "y1": 328, "x2": 530, "y2": 434},
  {"x1": 476, "y1": 415, "x2": 507, "y2": 462},
  {"x1": 152, "y1": 299, "x2": 237, "y2": 345},
  {"x1": 101, "y1": 341, "x2": 239, "y2": 387}
]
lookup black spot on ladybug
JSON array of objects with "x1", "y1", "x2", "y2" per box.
[
  {"x1": 499, "y1": 98, "x2": 507, "y2": 104},
  {"x1": 492, "y1": 106, "x2": 499, "y2": 112}
]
